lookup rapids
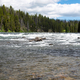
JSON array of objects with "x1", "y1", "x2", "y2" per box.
[{"x1": 0, "y1": 32, "x2": 80, "y2": 80}]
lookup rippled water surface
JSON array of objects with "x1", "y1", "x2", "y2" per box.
[{"x1": 0, "y1": 32, "x2": 80, "y2": 80}]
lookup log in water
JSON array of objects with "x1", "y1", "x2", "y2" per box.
[{"x1": 0, "y1": 32, "x2": 80, "y2": 80}]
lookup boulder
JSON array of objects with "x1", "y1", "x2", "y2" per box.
[
  {"x1": 34, "y1": 37, "x2": 42, "y2": 41},
  {"x1": 29, "y1": 37, "x2": 46, "y2": 42}
]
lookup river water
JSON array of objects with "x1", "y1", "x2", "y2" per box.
[{"x1": 0, "y1": 32, "x2": 80, "y2": 80}]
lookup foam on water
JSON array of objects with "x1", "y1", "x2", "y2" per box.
[
  {"x1": 0, "y1": 33, "x2": 80, "y2": 80},
  {"x1": 0, "y1": 32, "x2": 80, "y2": 47},
  {"x1": 26, "y1": 32, "x2": 53, "y2": 39},
  {"x1": 0, "y1": 33, "x2": 24, "y2": 37}
]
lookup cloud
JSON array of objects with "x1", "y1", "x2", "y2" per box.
[
  {"x1": 34, "y1": 0, "x2": 60, "y2": 5},
  {"x1": 0, "y1": 0, "x2": 80, "y2": 19},
  {"x1": 56, "y1": 3, "x2": 80, "y2": 17}
]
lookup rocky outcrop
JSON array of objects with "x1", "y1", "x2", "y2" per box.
[{"x1": 29, "y1": 37, "x2": 46, "y2": 42}]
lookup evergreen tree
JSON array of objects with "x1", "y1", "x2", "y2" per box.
[
  {"x1": 10, "y1": 15, "x2": 15, "y2": 31},
  {"x1": 2, "y1": 5, "x2": 6, "y2": 15},
  {"x1": 0, "y1": 5, "x2": 79, "y2": 32},
  {"x1": 78, "y1": 22, "x2": 80, "y2": 32},
  {"x1": 0, "y1": 7, "x2": 3, "y2": 29},
  {"x1": 14, "y1": 15, "x2": 20, "y2": 32}
]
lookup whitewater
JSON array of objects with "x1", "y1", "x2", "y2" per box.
[{"x1": 0, "y1": 32, "x2": 80, "y2": 80}]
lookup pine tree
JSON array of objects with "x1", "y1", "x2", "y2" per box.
[
  {"x1": 10, "y1": 15, "x2": 15, "y2": 31},
  {"x1": 14, "y1": 15, "x2": 20, "y2": 32},
  {"x1": 0, "y1": 7, "x2": 3, "y2": 29},
  {"x1": 2, "y1": 5, "x2": 6, "y2": 15},
  {"x1": 78, "y1": 21, "x2": 80, "y2": 32}
]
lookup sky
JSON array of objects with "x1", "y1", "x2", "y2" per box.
[{"x1": 0, "y1": 0, "x2": 80, "y2": 20}]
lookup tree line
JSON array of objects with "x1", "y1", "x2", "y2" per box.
[{"x1": 0, "y1": 5, "x2": 80, "y2": 32}]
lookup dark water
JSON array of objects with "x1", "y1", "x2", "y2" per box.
[{"x1": 0, "y1": 32, "x2": 80, "y2": 80}]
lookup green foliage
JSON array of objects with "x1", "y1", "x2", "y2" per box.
[
  {"x1": 78, "y1": 21, "x2": 80, "y2": 32},
  {"x1": 14, "y1": 15, "x2": 20, "y2": 32},
  {"x1": 63, "y1": 30, "x2": 66, "y2": 32},
  {"x1": 0, "y1": 5, "x2": 79, "y2": 32},
  {"x1": 7, "y1": 29, "x2": 12, "y2": 32},
  {"x1": 0, "y1": 7, "x2": 3, "y2": 23},
  {"x1": 0, "y1": 26, "x2": 5, "y2": 32}
]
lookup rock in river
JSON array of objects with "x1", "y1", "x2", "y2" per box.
[
  {"x1": 29, "y1": 37, "x2": 46, "y2": 42},
  {"x1": 78, "y1": 37, "x2": 80, "y2": 39}
]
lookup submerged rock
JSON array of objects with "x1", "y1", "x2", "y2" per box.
[
  {"x1": 22, "y1": 36, "x2": 26, "y2": 38},
  {"x1": 78, "y1": 37, "x2": 80, "y2": 39},
  {"x1": 49, "y1": 44, "x2": 53, "y2": 45},
  {"x1": 29, "y1": 39, "x2": 34, "y2": 42},
  {"x1": 31, "y1": 78, "x2": 42, "y2": 80}
]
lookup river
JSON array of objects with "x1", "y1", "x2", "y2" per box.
[{"x1": 0, "y1": 32, "x2": 80, "y2": 80}]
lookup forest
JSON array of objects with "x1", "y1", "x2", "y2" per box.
[{"x1": 0, "y1": 5, "x2": 80, "y2": 32}]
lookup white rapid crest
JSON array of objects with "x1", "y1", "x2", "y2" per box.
[{"x1": 0, "y1": 32, "x2": 80, "y2": 47}]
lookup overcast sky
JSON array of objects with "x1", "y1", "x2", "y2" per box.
[{"x1": 0, "y1": 0, "x2": 80, "y2": 20}]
